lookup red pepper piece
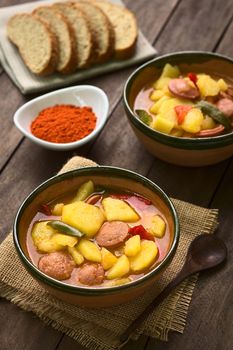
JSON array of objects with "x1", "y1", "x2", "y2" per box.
[
  {"x1": 188, "y1": 72, "x2": 198, "y2": 85},
  {"x1": 174, "y1": 105, "x2": 192, "y2": 124},
  {"x1": 195, "y1": 124, "x2": 225, "y2": 137},
  {"x1": 128, "y1": 225, "x2": 154, "y2": 241},
  {"x1": 40, "y1": 204, "x2": 52, "y2": 216}
]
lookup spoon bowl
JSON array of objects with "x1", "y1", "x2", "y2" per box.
[{"x1": 186, "y1": 234, "x2": 227, "y2": 273}]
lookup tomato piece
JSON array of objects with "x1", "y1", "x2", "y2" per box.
[
  {"x1": 188, "y1": 72, "x2": 198, "y2": 85},
  {"x1": 40, "y1": 204, "x2": 52, "y2": 216},
  {"x1": 128, "y1": 225, "x2": 154, "y2": 241},
  {"x1": 174, "y1": 105, "x2": 192, "y2": 124}
]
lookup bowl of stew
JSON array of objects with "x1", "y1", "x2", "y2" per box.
[
  {"x1": 14, "y1": 166, "x2": 179, "y2": 307},
  {"x1": 123, "y1": 51, "x2": 233, "y2": 166}
]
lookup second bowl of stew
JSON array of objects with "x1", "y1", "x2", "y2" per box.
[
  {"x1": 124, "y1": 51, "x2": 233, "y2": 166},
  {"x1": 14, "y1": 166, "x2": 179, "y2": 307}
]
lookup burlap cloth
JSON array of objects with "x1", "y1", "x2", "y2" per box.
[{"x1": 0, "y1": 156, "x2": 218, "y2": 350}]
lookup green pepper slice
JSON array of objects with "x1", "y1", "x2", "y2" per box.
[
  {"x1": 47, "y1": 221, "x2": 84, "y2": 238},
  {"x1": 135, "y1": 109, "x2": 153, "y2": 126},
  {"x1": 72, "y1": 180, "x2": 95, "y2": 202},
  {"x1": 196, "y1": 101, "x2": 231, "y2": 130}
]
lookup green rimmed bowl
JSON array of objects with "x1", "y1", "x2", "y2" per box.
[
  {"x1": 123, "y1": 51, "x2": 233, "y2": 167},
  {"x1": 13, "y1": 166, "x2": 179, "y2": 308}
]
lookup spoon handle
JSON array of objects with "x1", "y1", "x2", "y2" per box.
[{"x1": 120, "y1": 266, "x2": 190, "y2": 345}]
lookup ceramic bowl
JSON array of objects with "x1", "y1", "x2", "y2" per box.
[
  {"x1": 123, "y1": 51, "x2": 233, "y2": 166},
  {"x1": 13, "y1": 85, "x2": 109, "y2": 150},
  {"x1": 13, "y1": 166, "x2": 179, "y2": 308}
]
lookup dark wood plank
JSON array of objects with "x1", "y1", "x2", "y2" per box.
[
  {"x1": 57, "y1": 333, "x2": 149, "y2": 350},
  {"x1": 0, "y1": 74, "x2": 24, "y2": 170},
  {"x1": 0, "y1": 0, "x2": 27, "y2": 6},
  {"x1": 154, "y1": 0, "x2": 233, "y2": 53},
  {"x1": 0, "y1": 300, "x2": 61, "y2": 350}
]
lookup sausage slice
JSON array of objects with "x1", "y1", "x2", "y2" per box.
[
  {"x1": 77, "y1": 263, "x2": 105, "y2": 286},
  {"x1": 196, "y1": 124, "x2": 225, "y2": 137},
  {"x1": 96, "y1": 221, "x2": 129, "y2": 248},
  {"x1": 38, "y1": 251, "x2": 75, "y2": 280},
  {"x1": 168, "y1": 78, "x2": 200, "y2": 99},
  {"x1": 216, "y1": 98, "x2": 233, "y2": 117}
]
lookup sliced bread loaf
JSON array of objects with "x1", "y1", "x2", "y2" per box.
[
  {"x1": 93, "y1": 0, "x2": 138, "y2": 60},
  {"x1": 33, "y1": 6, "x2": 77, "y2": 74},
  {"x1": 74, "y1": 1, "x2": 115, "y2": 63},
  {"x1": 53, "y1": 2, "x2": 93, "y2": 68},
  {"x1": 7, "y1": 13, "x2": 58, "y2": 75}
]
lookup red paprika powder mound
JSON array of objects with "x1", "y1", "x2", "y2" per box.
[{"x1": 30, "y1": 104, "x2": 97, "y2": 143}]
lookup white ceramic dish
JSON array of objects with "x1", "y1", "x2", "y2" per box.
[{"x1": 13, "y1": 85, "x2": 109, "y2": 150}]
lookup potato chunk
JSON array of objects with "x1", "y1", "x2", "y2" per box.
[
  {"x1": 31, "y1": 221, "x2": 55, "y2": 246},
  {"x1": 101, "y1": 247, "x2": 117, "y2": 270},
  {"x1": 196, "y1": 74, "x2": 220, "y2": 97},
  {"x1": 52, "y1": 203, "x2": 64, "y2": 216},
  {"x1": 154, "y1": 77, "x2": 171, "y2": 90},
  {"x1": 62, "y1": 201, "x2": 105, "y2": 237},
  {"x1": 129, "y1": 240, "x2": 158, "y2": 272},
  {"x1": 181, "y1": 108, "x2": 204, "y2": 133},
  {"x1": 201, "y1": 116, "x2": 216, "y2": 130},
  {"x1": 102, "y1": 198, "x2": 139, "y2": 222},
  {"x1": 217, "y1": 78, "x2": 228, "y2": 91},
  {"x1": 51, "y1": 234, "x2": 78, "y2": 247},
  {"x1": 107, "y1": 278, "x2": 131, "y2": 286},
  {"x1": 31, "y1": 221, "x2": 64, "y2": 253},
  {"x1": 37, "y1": 239, "x2": 63, "y2": 253},
  {"x1": 153, "y1": 64, "x2": 180, "y2": 90},
  {"x1": 159, "y1": 98, "x2": 193, "y2": 115},
  {"x1": 160, "y1": 63, "x2": 181, "y2": 79},
  {"x1": 68, "y1": 246, "x2": 84, "y2": 265},
  {"x1": 77, "y1": 239, "x2": 101, "y2": 262},
  {"x1": 124, "y1": 235, "x2": 141, "y2": 257},
  {"x1": 150, "y1": 96, "x2": 169, "y2": 114},
  {"x1": 149, "y1": 215, "x2": 166, "y2": 238},
  {"x1": 150, "y1": 90, "x2": 165, "y2": 101},
  {"x1": 107, "y1": 255, "x2": 130, "y2": 279},
  {"x1": 153, "y1": 116, "x2": 175, "y2": 134}
]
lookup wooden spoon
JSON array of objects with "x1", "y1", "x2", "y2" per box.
[{"x1": 120, "y1": 234, "x2": 227, "y2": 344}]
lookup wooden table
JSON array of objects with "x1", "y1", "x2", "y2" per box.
[{"x1": 1, "y1": 0, "x2": 233, "y2": 349}]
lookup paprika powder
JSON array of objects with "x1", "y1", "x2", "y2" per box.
[{"x1": 31, "y1": 104, "x2": 97, "y2": 143}]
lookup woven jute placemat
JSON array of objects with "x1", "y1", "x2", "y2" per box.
[{"x1": 0, "y1": 156, "x2": 218, "y2": 350}]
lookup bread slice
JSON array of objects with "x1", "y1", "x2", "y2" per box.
[
  {"x1": 33, "y1": 6, "x2": 76, "y2": 74},
  {"x1": 53, "y1": 2, "x2": 93, "y2": 68},
  {"x1": 74, "y1": 1, "x2": 115, "y2": 63},
  {"x1": 93, "y1": 0, "x2": 138, "y2": 60},
  {"x1": 7, "y1": 13, "x2": 58, "y2": 75}
]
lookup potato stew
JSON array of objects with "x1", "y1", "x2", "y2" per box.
[
  {"x1": 27, "y1": 180, "x2": 171, "y2": 287},
  {"x1": 134, "y1": 63, "x2": 233, "y2": 137}
]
